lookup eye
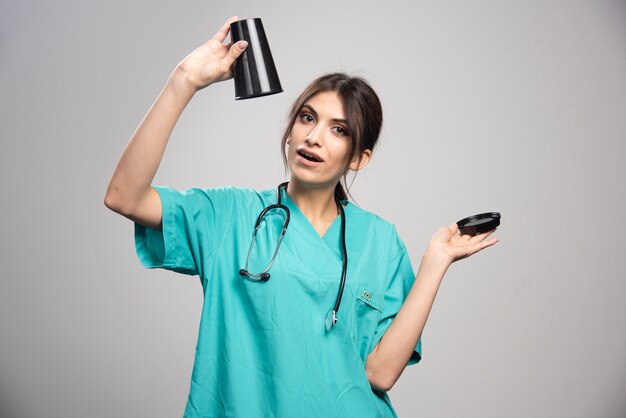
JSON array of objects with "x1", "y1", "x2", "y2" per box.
[
  {"x1": 299, "y1": 112, "x2": 314, "y2": 123},
  {"x1": 333, "y1": 126, "x2": 349, "y2": 136}
]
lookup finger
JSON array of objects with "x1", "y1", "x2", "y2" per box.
[
  {"x1": 469, "y1": 228, "x2": 497, "y2": 245},
  {"x1": 219, "y1": 41, "x2": 248, "y2": 73},
  {"x1": 212, "y1": 16, "x2": 239, "y2": 43},
  {"x1": 432, "y1": 224, "x2": 454, "y2": 243},
  {"x1": 474, "y1": 237, "x2": 499, "y2": 253},
  {"x1": 448, "y1": 223, "x2": 459, "y2": 236}
]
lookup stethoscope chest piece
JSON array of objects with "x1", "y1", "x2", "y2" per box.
[{"x1": 325, "y1": 309, "x2": 338, "y2": 332}]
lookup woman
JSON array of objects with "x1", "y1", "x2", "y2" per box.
[{"x1": 104, "y1": 16, "x2": 498, "y2": 418}]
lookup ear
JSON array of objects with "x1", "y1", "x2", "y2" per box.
[
  {"x1": 348, "y1": 149, "x2": 372, "y2": 171},
  {"x1": 286, "y1": 136, "x2": 291, "y2": 144}
]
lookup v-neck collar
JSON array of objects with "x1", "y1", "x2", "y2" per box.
[
  {"x1": 281, "y1": 187, "x2": 347, "y2": 239},
  {"x1": 280, "y1": 187, "x2": 349, "y2": 264}
]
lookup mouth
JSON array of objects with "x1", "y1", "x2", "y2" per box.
[{"x1": 296, "y1": 149, "x2": 324, "y2": 163}]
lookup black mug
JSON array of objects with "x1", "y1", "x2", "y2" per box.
[{"x1": 230, "y1": 18, "x2": 283, "y2": 100}]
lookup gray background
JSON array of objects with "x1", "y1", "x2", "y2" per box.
[{"x1": 1, "y1": 0, "x2": 625, "y2": 417}]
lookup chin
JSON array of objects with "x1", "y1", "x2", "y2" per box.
[
  {"x1": 289, "y1": 173, "x2": 338, "y2": 191},
  {"x1": 287, "y1": 161, "x2": 342, "y2": 190}
]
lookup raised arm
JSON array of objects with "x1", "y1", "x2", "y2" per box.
[{"x1": 103, "y1": 16, "x2": 248, "y2": 230}]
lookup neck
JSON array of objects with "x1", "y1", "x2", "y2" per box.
[{"x1": 286, "y1": 180, "x2": 339, "y2": 224}]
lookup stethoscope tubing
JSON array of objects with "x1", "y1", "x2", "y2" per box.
[
  {"x1": 239, "y1": 182, "x2": 348, "y2": 331},
  {"x1": 241, "y1": 202, "x2": 290, "y2": 281},
  {"x1": 334, "y1": 200, "x2": 348, "y2": 314}
]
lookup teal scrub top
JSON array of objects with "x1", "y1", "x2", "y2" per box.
[{"x1": 134, "y1": 185, "x2": 422, "y2": 418}]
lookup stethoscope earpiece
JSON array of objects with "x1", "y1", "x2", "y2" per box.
[{"x1": 239, "y1": 268, "x2": 271, "y2": 282}]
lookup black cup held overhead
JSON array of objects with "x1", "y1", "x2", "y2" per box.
[{"x1": 230, "y1": 18, "x2": 283, "y2": 100}]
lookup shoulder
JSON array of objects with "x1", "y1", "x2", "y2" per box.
[
  {"x1": 345, "y1": 202, "x2": 392, "y2": 227},
  {"x1": 345, "y1": 202, "x2": 406, "y2": 254}
]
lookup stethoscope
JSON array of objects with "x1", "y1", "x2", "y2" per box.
[{"x1": 239, "y1": 182, "x2": 348, "y2": 332}]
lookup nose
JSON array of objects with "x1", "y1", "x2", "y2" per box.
[{"x1": 305, "y1": 125, "x2": 323, "y2": 146}]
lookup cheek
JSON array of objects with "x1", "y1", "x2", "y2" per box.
[
  {"x1": 286, "y1": 143, "x2": 299, "y2": 168},
  {"x1": 285, "y1": 146, "x2": 294, "y2": 165},
  {"x1": 290, "y1": 122, "x2": 305, "y2": 139},
  {"x1": 332, "y1": 143, "x2": 352, "y2": 167}
]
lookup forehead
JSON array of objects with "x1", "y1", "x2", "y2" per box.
[{"x1": 304, "y1": 91, "x2": 345, "y2": 119}]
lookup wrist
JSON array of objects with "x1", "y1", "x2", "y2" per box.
[
  {"x1": 421, "y1": 248, "x2": 452, "y2": 276},
  {"x1": 167, "y1": 67, "x2": 200, "y2": 99}
]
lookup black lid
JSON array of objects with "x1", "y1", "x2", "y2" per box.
[
  {"x1": 456, "y1": 212, "x2": 501, "y2": 235},
  {"x1": 230, "y1": 18, "x2": 283, "y2": 100}
]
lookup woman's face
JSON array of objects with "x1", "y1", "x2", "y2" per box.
[{"x1": 286, "y1": 91, "x2": 369, "y2": 191}]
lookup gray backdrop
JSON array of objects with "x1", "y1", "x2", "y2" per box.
[{"x1": 1, "y1": 0, "x2": 625, "y2": 417}]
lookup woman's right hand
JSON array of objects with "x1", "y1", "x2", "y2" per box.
[{"x1": 175, "y1": 16, "x2": 248, "y2": 91}]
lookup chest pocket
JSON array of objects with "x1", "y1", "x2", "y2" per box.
[{"x1": 353, "y1": 284, "x2": 383, "y2": 361}]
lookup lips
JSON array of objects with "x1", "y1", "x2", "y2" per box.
[{"x1": 296, "y1": 149, "x2": 324, "y2": 163}]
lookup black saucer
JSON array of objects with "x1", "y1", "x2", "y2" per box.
[{"x1": 457, "y1": 212, "x2": 501, "y2": 235}]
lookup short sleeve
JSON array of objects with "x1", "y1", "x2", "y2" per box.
[
  {"x1": 371, "y1": 228, "x2": 422, "y2": 366},
  {"x1": 133, "y1": 185, "x2": 236, "y2": 278}
]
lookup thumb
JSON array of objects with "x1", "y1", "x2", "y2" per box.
[
  {"x1": 448, "y1": 222, "x2": 459, "y2": 236},
  {"x1": 223, "y1": 41, "x2": 248, "y2": 67}
]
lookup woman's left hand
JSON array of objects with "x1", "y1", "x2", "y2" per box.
[{"x1": 425, "y1": 223, "x2": 499, "y2": 269}]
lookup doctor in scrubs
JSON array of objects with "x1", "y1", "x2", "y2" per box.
[{"x1": 105, "y1": 16, "x2": 498, "y2": 418}]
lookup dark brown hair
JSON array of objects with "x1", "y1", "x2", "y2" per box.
[{"x1": 280, "y1": 73, "x2": 383, "y2": 201}]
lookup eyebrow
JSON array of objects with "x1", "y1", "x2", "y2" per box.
[{"x1": 301, "y1": 104, "x2": 348, "y2": 124}]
